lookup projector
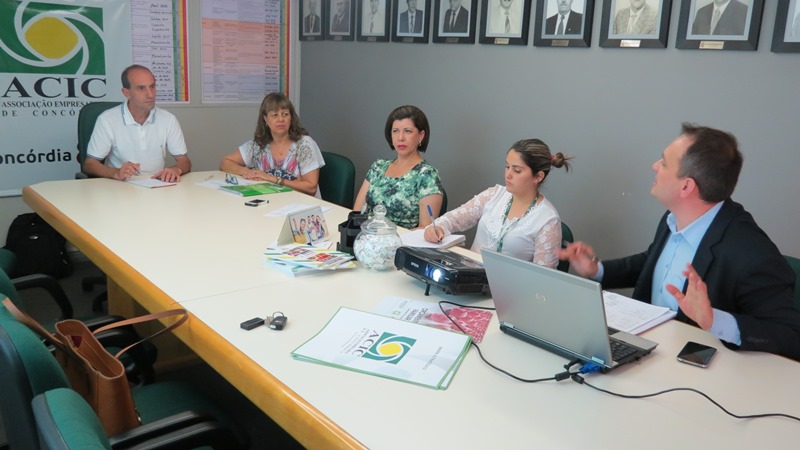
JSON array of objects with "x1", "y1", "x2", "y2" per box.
[{"x1": 394, "y1": 247, "x2": 489, "y2": 295}]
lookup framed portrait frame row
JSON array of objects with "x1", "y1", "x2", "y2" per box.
[{"x1": 300, "y1": 0, "x2": 800, "y2": 52}]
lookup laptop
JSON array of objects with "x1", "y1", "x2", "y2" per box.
[{"x1": 481, "y1": 249, "x2": 658, "y2": 372}]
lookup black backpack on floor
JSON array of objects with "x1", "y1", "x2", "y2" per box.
[{"x1": 3, "y1": 213, "x2": 73, "y2": 278}]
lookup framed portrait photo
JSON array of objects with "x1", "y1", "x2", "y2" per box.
[
  {"x1": 392, "y1": 0, "x2": 432, "y2": 43},
  {"x1": 326, "y1": 0, "x2": 356, "y2": 41},
  {"x1": 479, "y1": 0, "x2": 533, "y2": 45},
  {"x1": 358, "y1": 0, "x2": 391, "y2": 42},
  {"x1": 300, "y1": 0, "x2": 326, "y2": 41},
  {"x1": 771, "y1": 0, "x2": 800, "y2": 52},
  {"x1": 533, "y1": 0, "x2": 595, "y2": 48},
  {"x1": 600, "y1": 0, "x2": 672, "y2": 48},
  {"x1": 433, "y1": 0, "x2": 479, "y2": 43},
  {"x1": 676, "y1": 0, "x2": 764, "y2": 51}
]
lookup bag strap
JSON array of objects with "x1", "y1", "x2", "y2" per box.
[
  {"x1": 4, "y1": 297, "x2": 188, "y2": 360},
  {"x1": 2, "y1": 297, "x2": 69, "y2": 352},
  {"x1": 93, "y1": 308, "x2": 189, "y2": 359}
]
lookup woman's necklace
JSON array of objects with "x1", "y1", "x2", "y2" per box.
[{"x1": 496, "y1": 194, "x2": 540, "y2": 253}]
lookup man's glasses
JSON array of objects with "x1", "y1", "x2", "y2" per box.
[{"x1": 225, "y1": 173, "x2": 239, "y2": 185}]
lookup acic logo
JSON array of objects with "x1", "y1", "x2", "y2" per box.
[{"x1": 0, "y1": 1, "x2": 106, "y2": 76}]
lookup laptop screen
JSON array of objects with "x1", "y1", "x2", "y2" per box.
[{"x1": 481, "y1": 249, "x2": 615, "y2": 365}]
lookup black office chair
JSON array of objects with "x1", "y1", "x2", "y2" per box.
[
  {"x1": 33, "y1": 388, "x2": 238, "y2": 450},
  {"x1": 0, "y1": 305, "x2": 247, "y2": 450},
  {"x1": 439, "y1": 187, "x2": 448, "y2": 216},
  {"x1": 784, "y1": 255, "x2": 800, "y2": 310},
  {"x1": 319, "y1": 151, "x2": 356, "y2": 208},
  {"x1": 76, "y1": 101, "x2": 120, "y2": 179},
  {"x1": 0, "y1": 266, "x2": 157, "y2": 386},
  {"x1": 557, "y1": 222, "x2": 574, "y2": 273}
]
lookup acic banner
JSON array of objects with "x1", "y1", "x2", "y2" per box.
[{"x1": 0, "y1": 0, "x2": 130, "y2": 196}]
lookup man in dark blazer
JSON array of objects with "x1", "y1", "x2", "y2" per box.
[
  {"x1": 691, "y1": 0, "x2": 749, "y2": 35},
  {"x1": 331, "y1": 0, "x2": 350, "y2": 33},
  {"x1": 304, "y1": 0, "x2": 321, "y2": 33},
  {"x1": 443, "y1": 0, "x2": 469, "y2": 33},
  {"x1": 561, "y1": 124, "x2": 800, "y2": 361},
  {"x1": 545, "y1": 0, "x2": 583, "y2": 35},
  {"x1": 399, "y1": 0, "x2": 424, "y2": 34}
]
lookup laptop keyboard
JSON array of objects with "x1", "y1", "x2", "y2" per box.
[{"x1": 610, "y1": 339, "x2": 640, "y2": 362}]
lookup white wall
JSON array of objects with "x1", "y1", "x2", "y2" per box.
[{"x1": 296, "y1": 2, "x2": 800, "y2": 259}]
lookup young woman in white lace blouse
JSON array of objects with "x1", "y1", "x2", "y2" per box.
[{"x1": 424, "y1": 139, "x2": 572, "y2": 267}]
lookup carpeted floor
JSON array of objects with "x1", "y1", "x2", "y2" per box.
[{"x1": 1, "y1": 253, "x2": 304, "y2": 449}]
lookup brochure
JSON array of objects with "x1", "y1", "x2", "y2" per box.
[
  {"x1": 265, "y1": 259, "x2": 329, "y2": 278},
  {"x1": 264, "y1": 243, "x2": 356, "y2": 271},
  {"x1": 219, "y1": 182, "x2": 291, "y2": 197},
  {"x1": 372, "y1": 296, "x2": 492, "y2": 343},
  {"x1": 603, "y1": 291, "x2": 677, "y2": 335},
  {"x1": 292, "y1": 307, "x2": 472, "y2": 390}
]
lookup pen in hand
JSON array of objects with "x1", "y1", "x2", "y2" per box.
[{"x1": 427, "y1": 205, "x2": 441, "y2": 243}]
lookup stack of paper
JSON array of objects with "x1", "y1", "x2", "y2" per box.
[
  {"x1": 603, "y1": 291, "x2": 677, "y2": 335},
  {"x1": 399, "y1": 229, "x2": 466, "y2": 249},
  {"x1": 292, "y1": 307, "x2": 472, "y2": 390},
  {"x1": 264, "y1": 244, "x2": 355, "y2": 277},
  {"x1": 126, "y1": 178, "x2": 176, "y2": 188}
]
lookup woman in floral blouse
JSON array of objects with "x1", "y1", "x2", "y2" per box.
[
  {"x1": 424, "y1": 139, "x2": 572, "y2": 267},
  {"x1": 220, "y1": 93, "x2": 325, "y2": 198},
  {"x1": 353, "y1": 105, "x2": 443, "y2": 229}
]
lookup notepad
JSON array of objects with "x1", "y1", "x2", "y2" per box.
[
  {"x1": 125, "y1": 178, "x2": 176, "y2": 188},
  {"x1": 399, "y1": 229, "x2": 465, "y2": 249}
]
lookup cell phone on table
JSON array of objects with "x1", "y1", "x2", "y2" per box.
[
  {"x1": 244, "y1": 199, "x2": 266, "y2": 207},
  {"x1": 676, "y1": 341, "x2": 717, "y2": 368}
]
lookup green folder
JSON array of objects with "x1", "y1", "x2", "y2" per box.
[{"x1": 219, "y1": 182, "x2": 292, "y2": 197}]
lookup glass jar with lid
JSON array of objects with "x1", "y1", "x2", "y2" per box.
[{"x1": 353, "y1": 205, "x2": 402, "y2": 270}]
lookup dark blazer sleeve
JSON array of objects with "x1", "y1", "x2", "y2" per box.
[
  {"x1": 691, "y1": 4, "x2": 712, "y2": 34},
  {"x1": 399, "y1": 11, "x2": 409, "y2": 33},
  {"x1": 566, "y1": 11, "x2": 583, "y2": 34},
  {"x1": 715, "y1": 0, "x2": 748, "y2": 35},
  {"x1": 545, "y1": 15, "x2": 557, "y2": 34},
  {"x1": 455, "y1": 7, "x2": 469, "y2": 31},
  {"x1": 690, "y1": 201, "x2": 800, "y2": 360}
]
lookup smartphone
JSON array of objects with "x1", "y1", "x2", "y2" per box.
[
  {"x1": 244, "y1": 199, "x2": 266, "y2": 207},
  {"x1": 676, "y1": 341, "x2": 717, "y2": 368}
]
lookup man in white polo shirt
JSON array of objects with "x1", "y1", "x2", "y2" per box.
[{"x1": 84, "y1": 65, "x2": 191, "y2": 182}]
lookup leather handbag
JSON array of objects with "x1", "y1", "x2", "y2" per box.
[{"x1": 2, "y1": 298, "x2": 188, "y2": 435}]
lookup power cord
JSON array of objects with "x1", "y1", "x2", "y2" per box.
[
  {"x1": 569, "y1": 373, "x2": 800, "y2": 423},
  {"x1": 438, "y1": 301, "x2": 800, "y2": 423},
  {"x1": 438, "y1": 301, "x2": 571, "y2": 383}
]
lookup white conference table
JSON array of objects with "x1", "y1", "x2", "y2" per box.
[{"x1": 24, "y1": 172, "x2": 800, "y2": 450}]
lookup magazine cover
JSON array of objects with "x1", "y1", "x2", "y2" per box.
[
  {"x1": 265, "y1": 243, "x2": 356, "y2": 270},
  {"x1": 373, "y1": 296, "x2": 493, "y2": 343}
]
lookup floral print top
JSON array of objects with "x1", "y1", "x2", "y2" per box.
[
  {"x1": 365, "y1": 159, "x2": 443, "y2": 229},
  {"x1": 238, "y1": 135, "x2": 325, "y2": 197}
]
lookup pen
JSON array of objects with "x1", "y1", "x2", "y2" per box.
[{"x1": 427, "y1": 205, "x2": 441, "y2": 243}]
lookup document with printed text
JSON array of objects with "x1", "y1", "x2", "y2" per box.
[{"x1": 292, "y1": 307, "x2": 471, "y2": 390}]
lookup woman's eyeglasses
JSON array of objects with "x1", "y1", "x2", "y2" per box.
[{"x1": 225, "y1": 173, "x2": 239, "y2": 185}]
